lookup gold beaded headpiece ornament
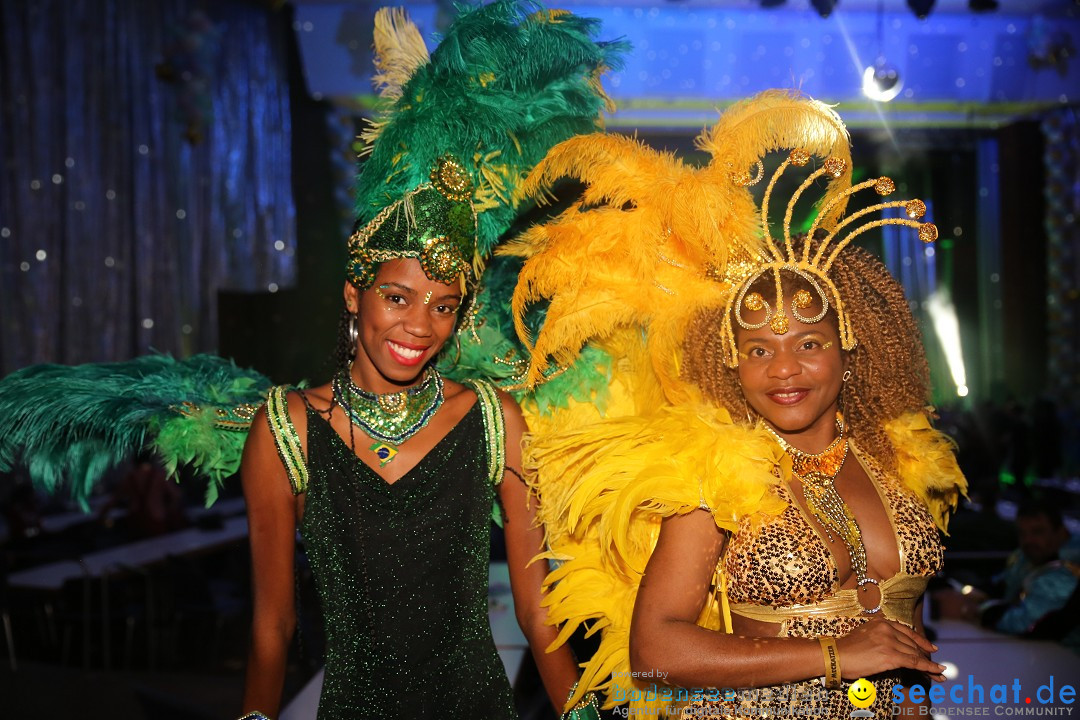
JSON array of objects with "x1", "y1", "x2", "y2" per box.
[{"x1": 719, "y1": 148, "x2": 938, "y2": 367}]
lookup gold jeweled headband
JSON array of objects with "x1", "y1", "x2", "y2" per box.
[{"x1": 719, "y1": 149, "x2": 938, "y2": 367}]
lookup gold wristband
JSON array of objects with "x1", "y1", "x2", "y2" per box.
[{"x1": 818, "y1": 636, "x2": 841, "y2": 690}]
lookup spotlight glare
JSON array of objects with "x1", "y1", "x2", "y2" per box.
[
  {"x1": 926, "y1": 291, "x2": 969, "y2": 402},
  {"x1": 862, "y1": 62, "x2": 903, "y2": 102}
]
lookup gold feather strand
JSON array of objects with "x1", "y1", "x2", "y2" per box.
[
  {"x1": 697, "y1": 89, "x2": 852, "y2": 228},
  {"x1": 360, "y1": 8, "x2": 431, "y2": 152},
  {"x1": 371, "y1": 7, "x2": 430, "y2": 101}
]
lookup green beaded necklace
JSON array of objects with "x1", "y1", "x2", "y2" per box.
[{"x1": 332, "y1": 365, "x2": 444, "y2": 466}]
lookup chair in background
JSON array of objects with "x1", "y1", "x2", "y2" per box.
[
  {"x1": 155, "y1": 553, "x2": 246, "y2": 668},
  {"x1": 55, "y1": 566, "x2": 153, "y2": 670}
]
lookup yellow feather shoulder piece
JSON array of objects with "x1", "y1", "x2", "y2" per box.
[
  {"x1": 885, "y1": 411, "x2": 968, "y2": 532},
  {"x1": 526, "y1": 403, "x2": 788, "y2": 711}
]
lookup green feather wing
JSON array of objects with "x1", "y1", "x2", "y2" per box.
[{"x1": 0, "y1": 354, "x2": 271, "y2": 508}]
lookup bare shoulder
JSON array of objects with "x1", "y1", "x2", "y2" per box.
[
  {"x1": 441, "y1": 376, "x2": 472, "y2": 402},
  {"x1": 242, "y1": 402, "x2": 298, "y2": 503}
]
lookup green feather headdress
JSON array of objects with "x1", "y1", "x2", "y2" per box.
[{"x1": 346, "y1": 0, "x2": 626, "y2": 290}]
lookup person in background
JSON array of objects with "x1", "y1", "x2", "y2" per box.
[
  {"x1": 98, "y1": 453, "x2": 189, "y2": 539},
  {"x1": 2, "y1": 481, "x2": 44, "y2": 543},
  {"x1": 936, "y1": 499, "x2": 1080, "y2": 652}
]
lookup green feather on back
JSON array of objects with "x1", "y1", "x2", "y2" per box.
[
  {"x1": 440, "y1": 253, "x2": 614, "y2": 413},
  {"x1": 0, "y1": 355, "x2": 271, "y2": 508}
]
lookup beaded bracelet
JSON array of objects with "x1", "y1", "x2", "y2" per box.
[
  {"x1": 818, "y1": 636, "x2": 842, "y2": 689},
  {"x1": 236, "y1": 712, "x2": 272, "y2": 720}
]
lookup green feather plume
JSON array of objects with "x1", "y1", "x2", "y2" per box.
[
  {"x1": 440, "y1": 253, "x2": 613, "y2": 413},
  {"x1": 0, "y1": 355, "x2": 271, "y2": 508},
  {"x1": 354, "y1": 0, "x2": 627, "y2": 265}
]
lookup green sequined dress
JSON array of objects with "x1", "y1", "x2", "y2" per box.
[{"x1": 296, "y1": 396, "x2": 517, "y2": 720}]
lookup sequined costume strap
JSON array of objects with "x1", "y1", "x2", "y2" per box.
[
  {"x1": 729, "y1": 572, "x2": 926, "y2": 626},
  {"x1": 265, "y1": 386, "x2": 308, "y2": 495},
  {"x1": 462, "y1": 379, "x2": 506, "y2": 487}
]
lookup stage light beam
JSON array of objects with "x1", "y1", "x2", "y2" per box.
[{"x1": 926, "y1": 291, "x2": 968, "y2": 399}]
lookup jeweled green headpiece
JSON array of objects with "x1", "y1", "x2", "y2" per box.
[
  {"x1": 346, "y1": 1, "x2": 626, "y2": 290},
  {"x1": 348, "y1": 156, "x2": 477, "y2": 287}
]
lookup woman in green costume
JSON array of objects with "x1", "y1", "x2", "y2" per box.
[{"x1": 237, "y1": 3, "x2": 623, "y2": 719}]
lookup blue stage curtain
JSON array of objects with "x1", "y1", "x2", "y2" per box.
[{"x1": 0, "y1": 0, "x2": 295, "y2": 373}]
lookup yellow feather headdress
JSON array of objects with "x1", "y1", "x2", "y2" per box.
[
  {"x1": 717, "y1": 150, "x2": 938, "y2": 368},
  {"x1": 505, "y1": 89, "x2": 854, "y2": 403}
]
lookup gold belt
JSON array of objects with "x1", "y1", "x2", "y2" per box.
[{"x1": 728, "y1": 573, "x2": 927, "y2": 626}]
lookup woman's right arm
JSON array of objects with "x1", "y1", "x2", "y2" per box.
[
  {"x1": 240, "y1": 404, "x2": 301, "y2": 718},
  {"x1": 629, "y1": 509, "x2": 945, "y2": 689}
]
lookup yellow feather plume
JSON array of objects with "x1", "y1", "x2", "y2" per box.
[
  {"x1": 526, "y1": 399, "x2": 789, "y2": 712},
  {"x1": 697, "y1": 89, "x2": 851, "y2": 229},
  {"x1": 510, "y1": 90, "x2": 855, "y2": 404},
  {"x1": 371, "y1": 7, "x2": 430, "y2": 101}
]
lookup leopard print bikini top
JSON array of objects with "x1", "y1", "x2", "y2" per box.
[{"x1": 723, "y1": 443, "x2": 943, "y2": 612}]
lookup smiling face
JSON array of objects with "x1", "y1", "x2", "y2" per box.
[
  {"x1": 848, "y1": 678, "x2": 877, "y2": 708},
  {"x1": 734, "y1": 277, "x2": 848, "y2": 452},
  {"x1": 343, "y1": 258, "x2": 462, "y2": 392}
]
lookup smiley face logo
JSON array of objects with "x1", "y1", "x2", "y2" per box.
[{"x1": 848, "y1": 678, "x2": 877, "y2": 709}]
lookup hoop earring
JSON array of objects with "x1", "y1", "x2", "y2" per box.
[
  {"x1": 838, "y1": 370, "x2": 851, "y2": 413},
  {"x1": 348, "y1": 313, "x2": 358, "y2": 359},
  {"x1": 451, "y1": 332, "x2": 462, "y2": 368},
  {"x1": 740, "y1": 395, "x2": 755, "y2": 425}
]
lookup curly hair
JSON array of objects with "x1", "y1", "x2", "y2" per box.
[{"x1": 683, "y1": 236, "x2": 930, "y2": 472}]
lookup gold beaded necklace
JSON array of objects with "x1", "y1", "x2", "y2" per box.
[{"x1": 763, "y1": 413, "x2": 880, "y2": 612}]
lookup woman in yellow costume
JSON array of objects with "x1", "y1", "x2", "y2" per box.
[{"x1": 504, "y1": 90, "x2": 967, "y2": 719}]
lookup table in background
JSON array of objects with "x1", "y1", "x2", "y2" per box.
[
  {"x1": 8, "y1": 512, "x2": 249, "y2": 669},
  {"x1": 928, "y1": 619, "x2": 1078, "y2": 711}
]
